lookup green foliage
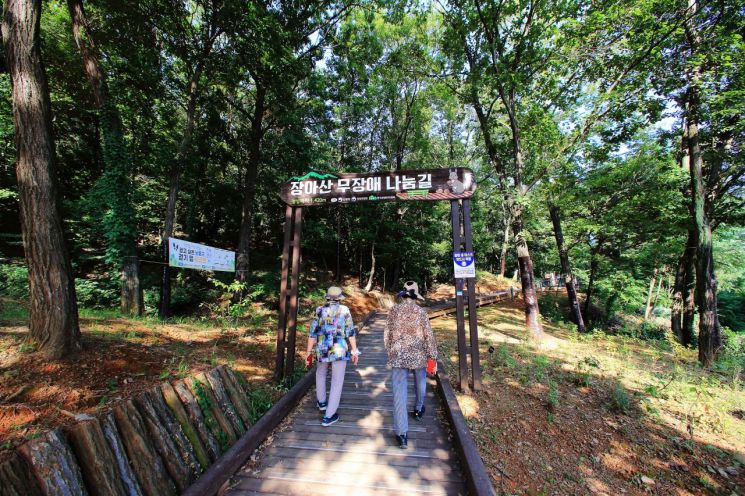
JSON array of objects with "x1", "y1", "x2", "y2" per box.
[
  {"x1": 610, "y1": 382, "x2": 631, "y2": 414},
  {"x1": 713, "y1": 328, "x2": 745, "y2": 379},
  {"x1": 719, "y1": 292, "x2": 745, "y2": 332},
  {"x1": 0, "y1": 263, "x2": 28, "y2": 299},
  {"x1": 547, "y1": 380, "x2": 559, "y2": 412},
  {"x1": 617, "y1": 321, "x2": 668, "y2": 341},
  {"x1": 246, "y1": 388, "x2": 273, "y2": 425},
  {"x1": 492, "y1": 343, "x2": 516, "y2": 369},
  {"x1": 75, "y1": 277, "x2": 119, "y2": 308},
  {"x1": 0, "y1": 0, "x2": 740, "y2": 378}
]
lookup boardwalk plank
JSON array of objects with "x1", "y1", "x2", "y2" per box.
[
  {"x1": 242, "y1": 457, "x2": 462, "y2": 481},
  {"x1": 225, "y1": 312, "x2": 466, "y2": 496},
  {"x1": 231, "y1": 475, "x2": 467, "y2": 496}
]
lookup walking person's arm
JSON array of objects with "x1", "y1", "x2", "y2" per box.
[
  {"x1": 343, "y1": 307, "x2": 360, "y2": 365},
  {"x1": 385, "y1": 311, "x2": 393, "y2": 352},
  {"x1": 306, "y1": 307, "x2": 321, "y2": 369},
  {"x1": 422, "y1": 309, "x2": 437, "y2": 373}
]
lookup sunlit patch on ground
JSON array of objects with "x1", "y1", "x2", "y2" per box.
[{"x1": 431, "y1": 293, "x2": 745, "y2": 495}]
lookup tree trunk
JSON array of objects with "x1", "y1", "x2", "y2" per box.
[
  {"x1": 159, "y1": 66, "x2": 204, "y2": 319},
  {"x1": 549, "y1": 204, "x2": 586, "y2": 332},
  {"x1": 236, "y1": 84, "x2": 266, "y2": 284},
  {"x1": 499, "y1": 224, "x2": 510, "y2": 278},
  {"x1": 584, "y1": 245, "x2": 599, "y2": 318},
  {"x1": 651, "y1": 269, "x2": 664, "y2": 317},
  {"x1": 684, "y1": 1, "x2": 721, "y2": 366},
  {"x1": 672, "y1": 253, "x2": 685, "y2": 341},
  {"x1": 364, "y1": 241, "x2": 376, "y2": 292},
  {"x1": 512, "y1": 210, "x2": 543, "y2": 338},
  {"x1": 681, "y1": 239, "x2": 696, "y2": 347},
  {"x1": 66, "y1": 0, "x2": 143, "y2": 315},
  {"x1": 2, "y1": 0, "x2": 81, "y2": 358},
  {"x1": 644, "y1": 268, "x2": 658, "y2": 321}
]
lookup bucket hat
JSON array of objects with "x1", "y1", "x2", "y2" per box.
[
  {"x1": 325, "y1": 286, "x2": 345, "y2": 300},
  {"x1": 401, "y1": 281, "x2": 425, "y2": 301}
]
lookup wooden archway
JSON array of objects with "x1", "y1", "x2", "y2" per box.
[{"x1": 275, "y1": 168, "x2": 482, "y2": 391}]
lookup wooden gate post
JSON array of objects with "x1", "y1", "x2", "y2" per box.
[
  {"x1": 275, "y1": 206, "x2": 295, "y2": 381},
  {"x1": 462, "y1": 199, "x2": 482, "y2": 391},
  {"x1": 284, "y1": 208, "x2": 304, "y2": 380},
  {"x1": 450, "y1": 200, "x2": 469, "y2": 392}
]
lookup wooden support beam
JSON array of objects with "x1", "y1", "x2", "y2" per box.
[
  {"x1": 284, "y1": 207, "x2": 304, "y2": 380},
  {"x1": 450, "y1": 200, "x2": 468, "y2": 392},
  {"x1": 275, "y1": 205, "x2": 294, "y2": 380},
  {"x1": 462, "y1": 199, "x2": 482, "y2": 391}
]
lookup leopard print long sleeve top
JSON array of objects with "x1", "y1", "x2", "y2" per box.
[{"x1": 385, "y1": 299, "x2": 437, "y2": 369}]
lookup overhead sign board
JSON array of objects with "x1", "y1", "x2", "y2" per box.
[
  {"x1": 168, "y1": 238, "x2": 235, "y2": 272},
  {"x1": 280, "y1": 167, "x2": 476, "y2": 206},
  {"x1": 453, "y1": 251, "x2": 476, "y2": 279}
]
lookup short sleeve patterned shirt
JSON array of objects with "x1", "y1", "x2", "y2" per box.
[{"x1": 309, "y1": 302, "x2": 356, "y2": 363}]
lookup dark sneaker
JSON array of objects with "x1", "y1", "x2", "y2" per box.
[
  {"x1": 413, "y1": 406, "x2": 426, "y2": 421},
  {"x1": 317, "y1": 400, "x2": 327, "y2": 412},
  {"x1": 395, "y1": 433, "x2": 408, "y2": 449},
  {"x1": 321, "y1": 413, "x2": 339, "y2": 426}
]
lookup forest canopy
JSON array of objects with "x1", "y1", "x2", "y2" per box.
[{"x1": 0, "y1": 0, "x2": 742, "y2": 365}]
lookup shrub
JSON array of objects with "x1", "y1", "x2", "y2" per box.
[
  {"x1": 75, "y1": 277, "x2": 119, "y2": 308},
  {"x1": 618, "y1": 321, "x2": 667, "y2": 341},
  {"x1": 0, "y1": 263, "x2": 29, "y2": 299},
  {"x1": 610, "y1": 382, "x2": 631, "y2": 414},
  {"x1": 547, "y1": 380, "x2": 559, "y2": 412},
  {"x1": 719, "y1": 292, "x2": 745, "y2": 332},
  {"x1": 714, "y1": 327, "x2": 745, "y2": 380}
]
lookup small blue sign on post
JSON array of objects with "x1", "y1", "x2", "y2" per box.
[{"x1": 453, "y1": 251, "x2": 476, "y2": 278}]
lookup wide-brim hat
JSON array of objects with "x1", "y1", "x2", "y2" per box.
[
  {"x1": 326, "y1": 286, "x2": 345, "y2": 300},
  {"x1": 402, "y1": 281, "x2": 425, "y2": 301}
]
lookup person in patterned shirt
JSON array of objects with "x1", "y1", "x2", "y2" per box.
[
  {"x1": 305, "y1": 286, "x2": 359, "y2": 426},
  {"x1": 385, "y1": 281, "x2": 437, "y2": 449}
]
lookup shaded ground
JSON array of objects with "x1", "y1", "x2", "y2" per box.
[
  {"x1": 432, "y1": 293, "x2": 745, "y2": 495},
  {"x1": 0, "y1": 283, "x2": 380, "y2": 462}
]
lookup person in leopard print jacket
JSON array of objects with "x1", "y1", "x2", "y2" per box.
[{"x1": 385, "y1": 281, "x2": 437, "y2": 449}]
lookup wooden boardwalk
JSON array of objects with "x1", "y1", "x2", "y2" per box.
[{"x1": 226, "y1": 312, "x2": 467, "y2": 495}]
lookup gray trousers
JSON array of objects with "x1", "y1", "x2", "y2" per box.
[
  {"x1": 391, "y1": 367, "x2": 427, "y2": 435},
  {"x1": 315, "y1": 360, "x2": 347, "y2": 417}
]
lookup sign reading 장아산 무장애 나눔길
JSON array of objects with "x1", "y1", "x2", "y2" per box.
[{"x1": 279, "y1": 167, "x2": 476, "y2": 206}]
